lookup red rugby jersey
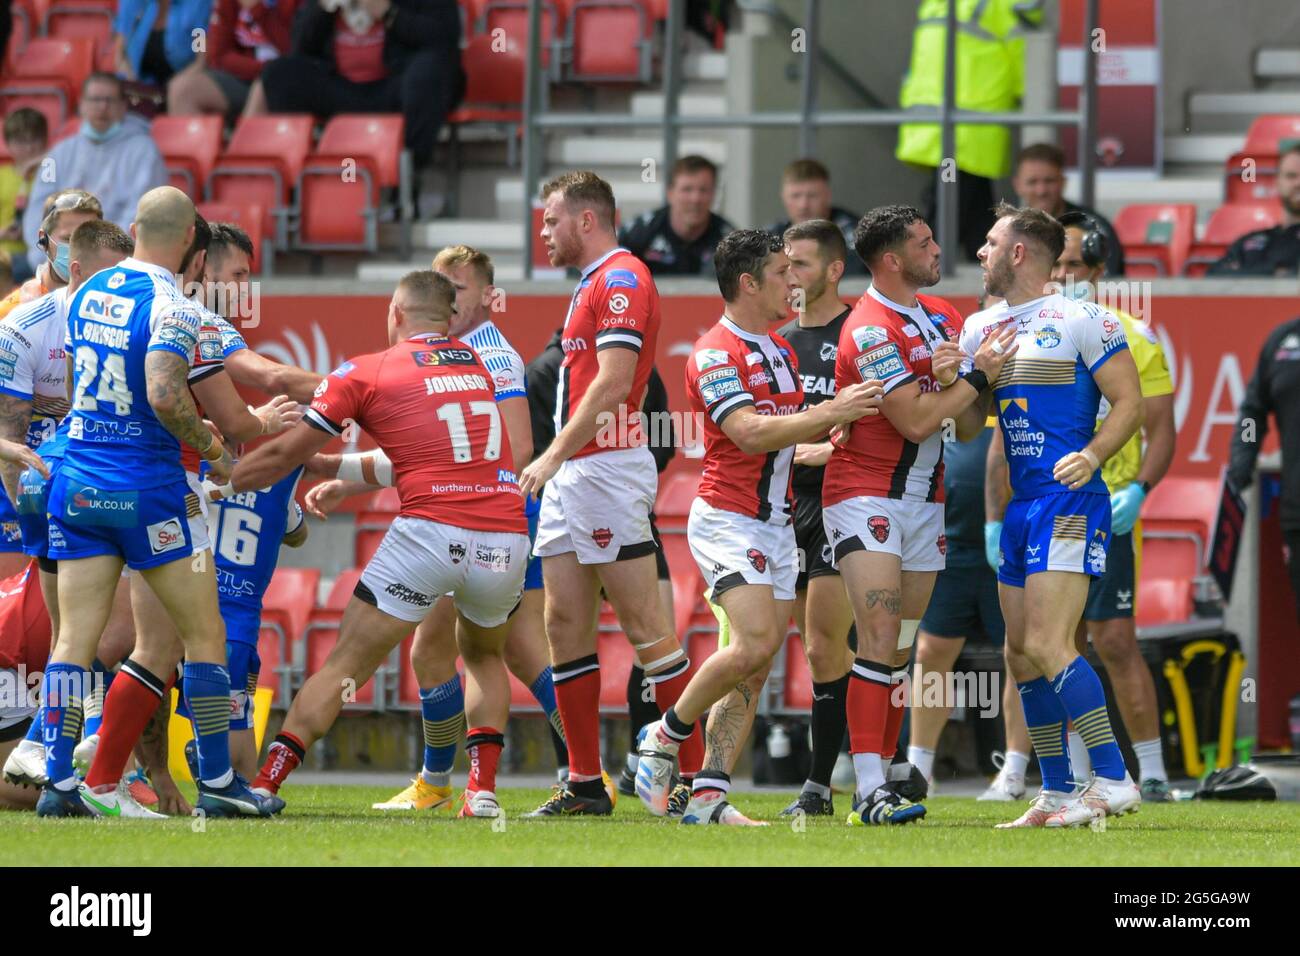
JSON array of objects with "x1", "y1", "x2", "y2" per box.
[
  {"x1": 0, "y1": 561, "x2": 51, "y2": 674},
  {"x1": 554, "y1": 248, "x2": 660, "y2": 458},
  {"x1": 685, "y1": 317, "x2": 803, "y2": 524},
  {"x1": 180, "y1": 319, "x2": 227, "y2": 474},
  {"x1": 822, "y1": 286, "x2": 965, "y2": 506},
  {"x1": 306, "y1": 332, "x2": 527, "y2": 534}
]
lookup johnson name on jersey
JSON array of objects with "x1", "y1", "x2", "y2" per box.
[
  {"x1": 685, "y1": 317, "x2": 803, "y2": 524},
  {"x1": 960, "y1": 292, "x2": 1128, "y2": 500}
]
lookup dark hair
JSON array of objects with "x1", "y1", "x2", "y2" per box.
[
  {"x1": 1281, "y1": 142, "x2": 1300, "y2": 164},
  {"x1": 1015, "y1": 142, "x2": 1067, "y2": 173},
  {"x1": 714, "y1": 229, "x2": 785, "y2": 303},
  {"x1": 783, "y1": 218, "x2": 847, "y2": 267},
  {"x1": 3, "y1": 108, "x2": 47, "y2": 145},
  {"x1": 541, "y1": 170, "x2": 617, "y2": 230},
  {"x1": 179, "y1": 213, "x2": 211, "y2": 275},
  {"x1": 853, "y1": 204, "x2": 925, "y2": 267},
  {"x1": 208, "y1": 222, "x2": 254, "y2": 266},
  {"x1": 782, "y1": 158, "x2": 830, "y2": 184},
  {"x1": 82, "y1": 71, "x2": 124, "y2": 97},
  {"x1": 70, "y1": 219, "x2": 133, "y2": 260},
  {"x1": 994, "y1": 201, "x2": 1066, "y2": 261},
  {"x1": 669, "y1": 154, "x2": 718, "y2": 186}
]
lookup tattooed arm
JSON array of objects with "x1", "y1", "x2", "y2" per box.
[
  {"x1": 134, "y1": 693, "x2": 192, "y2": 815},
  {"x1": 145, "y1": 349, "x2": 234, "y2": 483},
  {"x1": 0, "y1": 393, "x2": 31, "y2": 507}
]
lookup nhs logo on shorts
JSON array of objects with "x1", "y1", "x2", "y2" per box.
[{"x1": 78, "y1": 291, "x2": 135, "y2": 328}]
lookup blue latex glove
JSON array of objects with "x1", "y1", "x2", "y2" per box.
[
  {"x1": 984, "y1": 521, "x2": 1002, "y2": 571},
  {"x1": 1109, "y1": 483, "x2": 1147, "y2": 536}
]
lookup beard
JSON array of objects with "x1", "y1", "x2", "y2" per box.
[
  {"x1": 902, "y1": 258, "x2": 940, "y2": 289},
  {"x1": 1283, "y1": 189, "x2": 1300, "y2": 220},
  {"x1": 798, "y1": 273, "x2": 827, "y2": 309},
  {"x1": 549, "y1": 228, "x2": 582, "y2": 267},
  {"x1": 983, "y1": 254, "x2": 1014, "y2": 297}
]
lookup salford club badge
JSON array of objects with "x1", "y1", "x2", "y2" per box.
[
  {"x1": 449, "y1": 541, "x2": 466, "y2": 564},
  {"x1": 868, "y1": 515, "x2": 891, "y2": 544},
  {"x1": 746, "y1": 548, "x2": 767, "y2": 573},
  {"x1": 591, "y1": 528, "x2": 614, "y2": 549},
  {"x1": 937, "y1": 534, "x2": 947, "y2": 556}
]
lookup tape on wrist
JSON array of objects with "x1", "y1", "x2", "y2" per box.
[
  {"x1": 337, "y1": 451, "x2": 394, "y2": 487},
  {"x1": 1081, "y1": 448, "x2": 1100, "y2": 472}
]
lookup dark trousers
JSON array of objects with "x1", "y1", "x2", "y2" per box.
[
  {"x1": 922, "y1": 169, "x2": 996, "y2": 263},
  {"x1": 1286, "y1": 530, "x2": 1300, "y2": 625},
  {"x1": 261, "y1": 50, "x2": 462, "y2": 168}
]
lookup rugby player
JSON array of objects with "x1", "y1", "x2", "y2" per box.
[
  {"x1": 240, "y1": 272, "x2": 529, "y2": 819},
  {"x1": 517, "y1": 171, "x2": 703, "y2": 817},
  {"x1": 965, "y1": 203, "x2": 1144, "y2": 828},
  {"x1": 305, "y1": 245, "x2": 569, "y2": 813},
  {"x1": 74, "y1": 214, "x2": 298, "y2": 818},
  {"x1": 825, "y1": 205, "x2": 1015, "y2": 826},
  {"x1": 983, "y1": 213, "x2": 1177, "y2": 802},
  {"x1": 0, "y1": 189, "x2": 103, "y2": 322},
  {"x1": 772, "y1": 219, "x2": 857, "y2": 817},
  {"x1": 36, "y1": 187, "x2": 265, "y2": 818},
  {"x1": 635, "y1": 229, "x2": 882, "y2": 824}
]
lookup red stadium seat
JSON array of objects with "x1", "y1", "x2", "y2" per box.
[
  {"x1": 325, "y1": 568, "x2": 364, "y2": 609},
  {"x1": 257, "y1": 625, "x2": 286, "y2": 703},
  {"x1": 304, "y1": 611, "x2": 378, "y2": 708},
  {"x1": 196, "y1": 201, "x2": 268, "y2": 275},
  {"x1": 566, "y1": 0, "x2": 652, "y2": 82},
  {"x1": 597, "y1": 627, "x2": 635, "y2": 712},
  {"x1": 208, "y1": 114, "x2": 314, "y2": 252},
  {"x1": 296, "y1": 114, "x2": 404, "y2": 251},
  {"x1": 1222, "y1": 117, "x2": 1300, "y2": 204},
  {"x1": 1142, "y1": 475, "x2": 1220, "y2": 554},
  {"x1": 780, "y1": 631, "x2": 812, "y2": 712},
  {"x1": 1182, "y1": 203, "x2": 1281, "y2": 277},
  {"x1": 0, "y1": 37, "x2": 95, "y2": 126},
  {"x1": 466, "y1": 0, "x2": 563, "y2": 74},
  {"x1": 1242, "y1": 114, "x2": 1300, "y2": 153},
  {"x1": 653, "y1": 469, "x2": 699, "y2": 529},
  {"x1": 259, "y1": 567, "x2": 321, "y2": 703},
  {"x1": 445, "y1": 33, "x2": 525, "y2": 214},
  {"x1": 1113, "y1": 203, "x2": 1196, "y2": 277},
  {"x1": 354, "y1": 486, "x2": 401, "y2": 568},
  {"x1": 45, "y1": 10, "x2": 113, "y2": 47},
  {"x1": 660, "y1": 533, "x2": 701, "y2": 638},
  {"x1": 152, "y1": 114, "x2": 224, "y2": 197},
  {"x1": 1134, "y1": 577, "x2": 1194, "y2": 628}
]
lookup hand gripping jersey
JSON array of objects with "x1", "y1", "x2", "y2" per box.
[
  {"x1": 685, "y1": 316, "x2": 803, "y2": 524},
  {"x1": 777, "y1": 305, "x2": 850, "y2": 495},
  {"x1": 822, "y1": 285, "x2": 965, "y2": 507},
  {"x1": 63, "y1": 258, "x2": 203, "y2": 490},
  {"x1": 1098, "y1": 309, "x2": 1172, "y2": 493},
  {"x1": 207, "y1": 465, "x2": 304, "y2": 623},
  {"x1": 306, "y1": 332, "x2": 527, "y2": 534},
  {"x1": 554, "y1": 248, "x2": 660, "y2": 457},
  {"x1": 463, "y1": 319, "x2": 527, "y2": 402},
  {"x1": 960, "y1": 292, "x2": 1129, "y2": 500},
  {"x1": 177, "y1": 307, "x2": 230, "y2": 475}
]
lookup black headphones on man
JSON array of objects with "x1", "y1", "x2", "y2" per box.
[{"x1": 1057, "y1": 211, "x2": 1108, "y2": 271}]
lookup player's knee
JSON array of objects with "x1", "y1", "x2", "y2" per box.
[
  {"x1": 1090, "y1": 619, "x2": 1138, "y2": 666},
  {"x1": 804, "y1": 631, "x2": 844, "y2": 676}
]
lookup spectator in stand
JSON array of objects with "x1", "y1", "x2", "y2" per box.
[
  {"x1": 22, "y1": 76, "x2": 165, "y2": 276},
  {"x1": 765, "y1": 158, "x2": 866, "y2": 276},
  {"x1": 619, "y1": 155, "x2": 735, "y2": 276},
  {"x1": 1011, "y1": 142, "x2": 1124, "y2": 276},
  {"x1": 0, "y1": 109, "x2": 49, "y2": 284},
  {"x1": 255, "y1": 0, "x2": 464, "y2": 179},
  {"x1": 167, "y1": 0, "x2": 299, "y2": 120},
  {"x1": 1209, "y1": 144, "x2": 1300, "y2": 277},
  {"x1": 113, "y1": 0, "x2": 215, "y2": 88}
]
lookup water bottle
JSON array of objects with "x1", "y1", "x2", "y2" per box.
[{"x1": 767, "y1": 723, "x2": 791, "y2": 760}]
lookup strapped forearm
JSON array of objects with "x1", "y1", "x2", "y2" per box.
[{"x1": 337, "y1": 450, "x2": 394, "y2": 487}]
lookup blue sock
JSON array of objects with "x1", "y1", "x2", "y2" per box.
[
  {"x1": 183, "y1": 661, "x2": 233, "y2": 788},
  {"x1": 41, "y1": 663, "x2": 87, "y2": 790},
  {"x1": 24, "y1": 704, "x2": 45, "y2": 744},
  {"x1": 1018, "y1": 677, "x2": 1072, "y2": 793},
  {"x1": 1051, "y1": 655, "x2": 1126, "y2": 780},
  {"x1": 529, "y1": 666, "x2": 568, "y2": 768},
  {"x1": 419, "y1": 676, "x2": 465, "y2": 779},
  {"x1": 83, "y1": 659, "x2": 113, "y2": 738}
]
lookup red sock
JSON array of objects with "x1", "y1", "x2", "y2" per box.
[
  {"x1": 881, "y1": 673, "x2": 907, "y2": 761},
  {"x1": 553, "y1": 655, "x2": 602, "y2": 780},
  {"x1": 85, "y1": 660, "x2": 173, "y2": 791},
  {"x1": 846, "y1": 660, "x2": 892, "y2": 755},
  {"x1": 252, "y1": 732, "x2": 305, "y2": 794},
  {"x1": 465, "y1": 726, "x2": 504, "y2": 793},
  {"x1": 649, "y1": 664, "x2": 703, "y2": 777}
]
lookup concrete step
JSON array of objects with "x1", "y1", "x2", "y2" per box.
[
  {"x1": 359, "y1": 249, "x2": 528, "y2": 284},
  {"x1": 1256, "y1": 47, "x2": 1300, "y2": 81},
  {"x1": 629, "y1": 88, "x2": 727, "y2": 117},
  {"x1": 684, "y1": 50, "x2": 728, "y2": 82},
  {"x1": 1189, "y1": 90, "x2": 1300, "y2": 133},
  {"x1": 547, "y1": 134, "x2": 727, "y2": 167},
  {"x1": 495, "y1": 175, "x2": 664, "y2": 221},
  {"x1": 1162, "y1": 133, "x2": 1241, "y2": 165},
  {"x1": 1072, "y1": 174, "x2": 1224, "y2": 221}
]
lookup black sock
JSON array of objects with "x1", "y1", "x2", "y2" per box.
[
  {"x1": 569, "y1": 776, "x2": 605, "y2": 798},
  {"x1": 808, "y1": 673, "x2": 850, "y2": 788},
  {"x1": 626, "y1": 664, "x2": 660, "y2": 750},
  {"x1": 548, "y1": 723, "x2": 569, "y2": 769}
]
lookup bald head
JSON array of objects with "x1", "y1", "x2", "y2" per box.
[{"x1": 133, "y1": 187, "x2": 196, "y2": 250}]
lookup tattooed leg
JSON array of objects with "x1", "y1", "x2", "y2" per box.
[{"x1": 702, "y1": 668, "x2": 769, "y2": 775}]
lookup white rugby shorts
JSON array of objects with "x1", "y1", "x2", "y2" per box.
[
  {"x1": 687, "y1": 498, "x2": 798, "y2": 602},
  {"x1": 822, "y1": 496, "x2": 946, "y2": 573},
  {"x1": 533, "y1": 445, "x2": 658, "y2": 565},
  {"x1": 359, "y1": 515, "x2": 529, "y2": 626}
]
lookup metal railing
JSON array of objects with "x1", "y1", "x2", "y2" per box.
[{"x1": 520, "y1": 0, "x2": 1099, "y2": 278}]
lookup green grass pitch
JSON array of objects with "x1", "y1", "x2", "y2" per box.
[{"x1": 3, "y1": 786, "x2": 1299, "y2": 866}]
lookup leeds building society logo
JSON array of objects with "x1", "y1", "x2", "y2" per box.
[{"x1": 1088, "y1": 529, "x2": 1108, "y2": 575}]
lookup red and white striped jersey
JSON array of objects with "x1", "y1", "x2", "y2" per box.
[
  {"x1": 179, "y1": 316, "x2": 228, "y2": 475},
  {"x1": 822, "y1": 285, "x2": 965, "y2": 506},
  {"x1": 685, "y1": 316, "x2": 803, "y2": 524},
  {"x1": 554, "y1": 248, "x2": 660, "y2": 458}
]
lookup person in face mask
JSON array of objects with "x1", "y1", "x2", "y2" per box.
[
  {"x1": 0, "y1": 189, "x2": 103, "y2": 320},
  {"x1": 20, "y1": 74, "x2": 167, "y2": 277}
]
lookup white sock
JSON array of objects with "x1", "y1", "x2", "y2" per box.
[
  {"x1": 908, "y1": 746, "x2": 936, "y2": 780},
  {"x1": 420, "y1": 769, "x2": 451, "y2": 788},
  {"x1": 852, "y1": 753, "x2": 885, "y2": 800},
  {"x1": 1004, "y1": 750, "x2": 1030, "y2": 777},
  {"x1": 1067, "y1": 730, "x2": 1092, "y2": 785},
  {"x1": 1132, "y1": 738, "x2": 1167, "y2": 782},
  {"x1": 801, "y1": 780, "x2": 831, "y2": 799}
]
